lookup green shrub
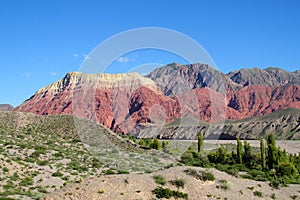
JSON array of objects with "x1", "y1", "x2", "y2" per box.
[
  {"x1": 215, "y1": 164, "x2": 240, "y2": 177},
  {"x1": 31, "y1": 151, "x2": 40, "y2": 159},
  {"x1": 67, "y1": 161, "x2": 88, "y2": 172},
  {"x1": 253, "y1": 191, "x2": 263, "y2": 197},
  {"x1": 10, "y1": 172, "x2": 19, "y2": 181},
  {"x1": 153, "y1": 175, "x2": 167, "y2": 185},
  {"x1": 184, "y1": 168, "x2": 215, "y2": 181},
  {"x1": 169, "y1": 178, "x2": 186, "y2": 189},
  {"x1": 271, "y1": 193, "x2": 276, "y2": 199},
  {"x1": 277, "y1": 161, "x2": 298, "y2": 177},
  {"x1": 19, "y1": 176, "x2": 33, "y2": 186},
  {"x1": 103, "y1": 169, "x2": 115, "y2": 175},
  {"x1": 247, "y1": 186, "x2": 254, "y2": 190},
  {"x1": 3, "y1": 181, "x2": 14, "y2": 190},
  {"x1": 218, "y1": 180, "x2": 230, "y2": 190},
  {"x1": 162, "y1": 141, "x2": 168, "y2": 148},
  {"x1": 34, "y1": 146, "x2": 46, "y2": 154},
  {"x1": 152, "y1": 187, "x2": 188, "y2": 199},
  {"x1": 37, "y1": 159, "x2": 49, "y2": 166},
  {"x1": 2, "y1": 167, "x2": 9, "y2": 173},
  {"x1": 269, "y1": 180, "x2": 280, "y2": 189},
  {"x1": 52, "y1": 171, "x2": 63, "y2": 177},
  {"x1": 138, "y1": 139, "x2": 146, "y2": 146},
  {"x1": 150, "y1": 138, "x2": 162, "y2": 150},
  {"x1": 117, "y1": 169, "x2": 129, "y2": 174}
]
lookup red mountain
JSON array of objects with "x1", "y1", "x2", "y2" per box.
[{"x1": 14, "y1": 64, "x2": 300, "y2": 135}]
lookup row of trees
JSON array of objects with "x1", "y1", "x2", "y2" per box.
[
  {"x1": 195, "y1": 132, "x2": 300, "y2": 180},
  {"x1": 127, "y1": 135, "x2": 168, "y2": 150}
]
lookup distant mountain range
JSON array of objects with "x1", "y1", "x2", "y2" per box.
[
  {"x1": 0, "y1": 104, "x2": 14, "y2": 111},
  {"x1": 14, "y1": 63, "x2": 300, "y2": 139}
]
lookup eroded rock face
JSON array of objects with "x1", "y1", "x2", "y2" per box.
[
  {"x1": 15, "y1": 72, "x2": 159, "y2": 131},
  {"x1": 14, "y1": 64, "x2": 300, "y2": 135},
  {"x1": 227, "y1": 84, "x2": 300, "y2": 118}
]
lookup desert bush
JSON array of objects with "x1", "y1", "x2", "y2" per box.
[
  {"x1": 52, "y1": 171, "x2": 63, "y2": 177},
  {"x1": 184, "y1": 168, "x2": 215, "y2": 181},
  {"x1": 153, "y1": 175, "x2": 167, "y2": 185},
  {"x1": 2, "y1": 167, "x2": 9, "y2": 173},
  {"x1": 152, "y1": 187, "x2": 188, "y2": 199},
  {"x1": 19, "y1": 176, "x2": 33, "y2": 186},
  {"x1": 253, "y1": 191, "x2": 263, "y2": 197},
  {"x1": 103, "y1": 169, "x2": 115, "y2": 175},
  {"x1": 3, "y1": 181, "x2": 14, "y2": 190},
  {"x1": 217, "y1": 179, "x2": 230, "y2": 190},
  {"x1": 10, "y1": 172, "x2": 19, "y2": 181},
  {"x1": 271, "y1": 193, "x2": 276, "y2": 199},
  {"x1": 169, "y1": 178, "x2": 186, "y2": 189},
  {"x1": 248, "y1": 169, "x2": 266, "y2": 180},
  {"x1": 117, "y1": 169, "x2": 129, "y2": 174}
]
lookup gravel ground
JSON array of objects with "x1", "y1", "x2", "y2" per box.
[{"x1": 42, "y1": 166, "x2": 300, "y2": 200}]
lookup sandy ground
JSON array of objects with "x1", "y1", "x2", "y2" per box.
[{"x1": 42, "y1": 166, "x2": 300, "y2": 200}]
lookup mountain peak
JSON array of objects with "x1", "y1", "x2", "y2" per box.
[{"x1": 35, "y1": 71, "x2": 157, "y2": 95}]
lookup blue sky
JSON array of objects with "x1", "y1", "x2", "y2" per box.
[{"x1": 1, "y1": 0, "x2": 300, "y2": 106}]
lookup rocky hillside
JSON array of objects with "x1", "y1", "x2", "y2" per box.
[
  {"x1": 148, "y1": 63, "x2": 300, "y2": 95},
  {"x1": 146, "y1": 63, "x2": 237, "y2": 95},
  {"x1": 135, "y1": 108, "x2": 300, "y2": 140},
  {"x1": 228, "y1": 67, "x2": 300, "y2": 87},
  {"x1": 0, "y1": 110, "x2": 176, "y2": 199},
  {"x1": 14, "y1": 63, "x2": 300, "y2": 137}
]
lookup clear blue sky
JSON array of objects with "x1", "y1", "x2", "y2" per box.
[{"x1": 1, "y1": 0, "x2": 300, "y2": 106}]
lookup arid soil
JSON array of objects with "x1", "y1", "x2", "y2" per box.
[{"x1": 42, "y1": 166, "x2": 300, "y2": 200}]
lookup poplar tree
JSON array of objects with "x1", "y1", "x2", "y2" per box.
[
  {"x1": 260, "y1": 137, "x2": 266, "y2": 169},
  {"x1": 266, "y1": 133, "x2": 277, "y2": 169},
  {"x1": 237, "y1": 138, "x2": 243, "y2": 164},
  {"x1": 198, "y1": 132, "x2": 204, "y2": 153},
  {"x1": 151, "y1": 138, "x2": 162, "y2": 150},
  {"x1": 243, "y1": 139, "x2": 252, "y2": 166}
]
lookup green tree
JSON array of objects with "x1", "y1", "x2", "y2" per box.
[
  {"x1": 236, "y1": 138, "x2": 243, "y2": 164},
  {"x1": 277, "y1": 161, "x2": 298, "y2": 177},
  {"x1": 216, "y1": 146, "x2": 227, "y2": 164},
  {"x1": 197, "y1": 132, "x2": 204, "y2": 153},
  {"x1": 151, "y1": 138, "x2": 162, "y2": 150},
  {"x1": 243, "y1": 139, "x2": 252, "y2": 167},
  {"x1": 139, "y1": 139, "x2": 146, "y2": 146},
  {"x1": 260, "y1": 137, "x2": 266, "y2": 169},
  {"x1": 266, "y1": 133, "x2": 278, "y2": 170},
  {"x1": 162, "y1": 141, "x2": 168, "y2": 149}
]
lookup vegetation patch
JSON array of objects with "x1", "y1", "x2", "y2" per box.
[
  {"x1": 152, "y1": 187, "x2": 188, "y2": 199},
  {"x1": 253, "y1": 191, "x2": 263, "y2": 197},
  {"x1": 184, "y1": 168, "x2": 215, "y2": 181},
  {"x1": 217, "y1": 179, "x2": 230, "y2": 190},
  {"x1": 169, "y1": 178, "x2": 186, "y2": 189},
  {"x1": 180, "y1": 133, "x2": 300, "y2": 186},
  {"x1": 153, "y1": 175, "x2": 167, "y2": 185}
]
